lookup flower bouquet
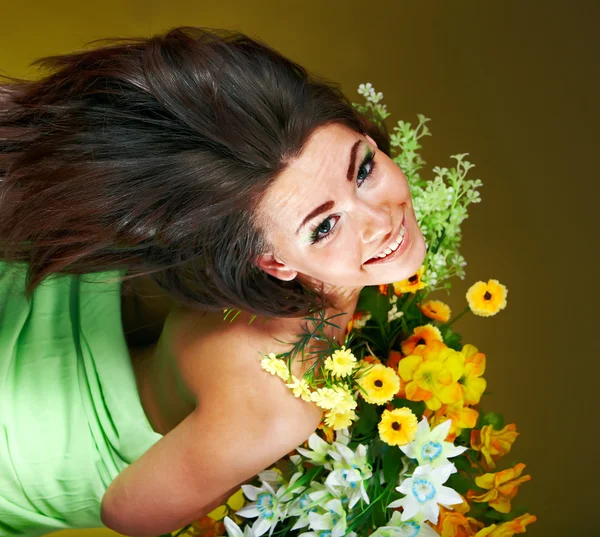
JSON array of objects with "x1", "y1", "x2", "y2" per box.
[{"x1": 170, "y1": 84, "x2": 536, "y2": 537}]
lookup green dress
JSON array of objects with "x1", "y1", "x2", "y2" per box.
[{"x1": 0, "y1": 261, "x2": 164, "y2": 536}]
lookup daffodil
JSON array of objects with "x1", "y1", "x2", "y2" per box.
[
  {"x1": 356, "y1": 363, "x2": 400, "y2": 405},
  {"x1": 420, "y1": 300, "x2": 452, "y2": 323},
  {"x1": 223, "y1": 516, "x2": 258, "y2": 537},
  {"x1": 325, "y1": 442, "x2": 372, "y2": 509},
  {"x1": 470, "y1": 424, "x2": 519, "y2": 469},
  {"x1": 296, "y1": 432, "x2": 331, "y2": 465},
  {"x1": 260, "y1": 353, "x2": 290, "y2": 381},
  {"x1": 466, "y1": 279, "x2": 507, "y2": 317},
  {"x1": 400, "y1": 416, "x2": 467, "y2": 468},
  {"x1": 473, "y1": 513, "x2": 537, "y2": 536},
  {"x1": 467, "y1": 463, "x2": 531, "y2": 513},
  {"x1": 397, "y1": 340, "x2": 464, "y2": 411},
  {"x1": 305, "y1": 498, "x2": 350, "y2": 537},
  {"x1": 458, "y1": 344, "x2": 487, "y2": 405},
  {"x1": 429, "y1": 403, "x2": 479, "y2": 442},
  {"x1": 401, "y1": 324, "x2": 444, "y2": 356},
  {"x1": 324, "y1": 346, "x2": 357, "y2": 377},
  {"x1": 387, "y1": 463, "x2": 463, "y2": 524},
  {"x1": 393, "y1": 265, "x2": 427, "y2": 294},
  {"x1": 237, "y1": 472, "x2": 296, "y2": 537},
  {"x1": 371, "y1": 511, "x2": 440, "y2": 537},
  {"x1": 378, "y1": 407, "x2": 419, "y2": 447},
  {"x1": 435, "y1": 507, "x2": 484, "y2": 537}
]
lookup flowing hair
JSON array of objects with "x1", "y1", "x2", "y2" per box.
[{"x1": 0, "y1": 26, "x2": 390, "y2": 317}]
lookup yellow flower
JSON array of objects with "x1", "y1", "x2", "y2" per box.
[
  {"x1": 470, "y1": 424, "x2": 519, "y2": 469},
  {"x1": 378, "y1": 407, "x2": 418, "y2": 446},
  {"x1": 420, "y1": 300, "x2": 452, "y2": 323},
  {"x1": 357, "y1": 363, "x2": 400, "y2": 405},
  {"x1": 474, "y1": 513, "x2": 537, "y2": 537},
  {"x1": 459, "y1": 344, "x2": 487, "y2": 405},
  {"x1": 397, "y1": 340, "x2": 464, "y2": 411},
  {"x1": 310, "y1": 387, "x2": 342, "y2": 410},
  {"x1": 260, "y1": 353, "x2": 290, "y2": 381},
  {"x1": 428, "y1": 403, "x2": 479, "y2": 442},
  {"x1": 468, "y1": 463, "x2": 531, "y2": 514},
  {"x1": 331, "y1": 385, "x2": 358, "y2": 414},
  {"x1": 324, "y1": 346, "x2": 357, "y2": 377},
  {"x1": 466, "y1": 279, "x2": 507, "y2": 317},
  {"x1": 400, "y1": 324, "x2": 444, "y2": 356},
  {"x1": 324, "y1": 408, "x2": 358, "y2": 430},
  {"x1": 285, "y1": 375, "x2": 312, "y2": 402},
  {"x1": 392, "y1": 265, "x2": 427, "y2": 294}
]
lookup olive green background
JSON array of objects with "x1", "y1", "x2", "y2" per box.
[{"x1": 1, "y1": 1, "x2": 598, "y2": 536}]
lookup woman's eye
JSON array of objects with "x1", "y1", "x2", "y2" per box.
[
  {"x1": 357, "y1": 149, "x2": 377, "y2": 186},
  {"x1": 310, "y1": 215, "x2": 340, "y2": 244}
]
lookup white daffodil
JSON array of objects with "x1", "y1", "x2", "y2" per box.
[
  {"x1": 223, "y1": 516, "x2": 258, "y2": 537},
  {"x1": 370, "y1": 511, "x2": 439, "y2": 537},
  {"x1": 400, "y1": 417, "x2": 467, "y2": 468},
  {"x1": 297, "y1": 432, "x2": 332, "y2": 466},
  {"x1": 325, "y1": 443, "x2": 372, "y2": 508},
  {"x1": 387, "y1": 463, "x2": 463, "y2": 524},
  {"x1": 237, "y1": 470, "x2": 302, "y2": 537},
  {"x1": 304, "y1": 498, "x2": 349, "y2": 537}
]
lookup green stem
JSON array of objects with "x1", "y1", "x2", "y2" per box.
[{"x1": 443, "y1": 306, "x2": 470, "y2": 328}]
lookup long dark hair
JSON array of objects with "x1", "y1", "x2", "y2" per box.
[{"x1": 0, "y1": 26, "x2": 390, "y2": 317}]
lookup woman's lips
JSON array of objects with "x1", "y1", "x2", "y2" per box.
[{"x1": 363, "y1": 214, "x2": 410, "y2": 265}]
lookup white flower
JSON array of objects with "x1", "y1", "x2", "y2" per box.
[
  {"x1": 304, "y1": 498, "x2": 349, "y2": 537},
  {"x1": 400, "y1": 417, "x2": 467, "y2": 468},
  {"x1": 223, "y1": 516, "x2": 258, "y2": 537},
  {"x1": 388, "y1": 304, "x2": 404, "y2": 323},
  {"x1": 370, "y1": 511, "x2": 439, "y2": 537},
  {"x1": 296, "y1": 432, "x2": 332, "y2": 466},
  {"x1": 325, "y1": 443, "x2": 372, "y2": 508},
  {"x1": 387, "y1": 463, "x2": 463, "y2": 525},
  {"x1": 237, "y1": 471, "x2": 301, "y2": 537}
]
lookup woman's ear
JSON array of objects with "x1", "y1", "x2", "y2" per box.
[{"x1": 255, "y1": 252, "x2": 298, "y2": 281}]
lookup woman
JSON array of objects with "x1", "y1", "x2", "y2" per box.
[{"x1": 0, "y1": 26, "x2": 426, "y2": 536}]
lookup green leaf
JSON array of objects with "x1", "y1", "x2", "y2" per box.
[
  {"x1": 391, "y1": 397, "x2": 426, "y2": 418},
  {"x1": 481, "y1": 411, "x2": 505, "y2": 430},
  {"x1": 446, "y1": 471, "x2": 473, "y2": 495},
  {"x1": 382, "y1": 446, "x2": 404, "y2": 485},
  {"x1": 357, "y1": 286, "x2": 389, "y2": 325},
  {"x1": 355, "y1": 402, "x2": 379, "y2": 436}
]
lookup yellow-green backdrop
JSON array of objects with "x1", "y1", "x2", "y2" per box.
[{"x1": 1, "y1": 1, "x2": 597, "y2": 536}]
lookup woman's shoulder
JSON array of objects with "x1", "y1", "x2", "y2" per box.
[{"x1": 163, "y1": 305, "x2": 320, "y2": 405}]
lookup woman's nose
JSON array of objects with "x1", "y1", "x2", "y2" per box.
[{"x1": 355, "y1": 201, "x2": 393, "y2": 244}]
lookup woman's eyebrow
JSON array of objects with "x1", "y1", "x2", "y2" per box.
[
  {"x1": 296, "y1": 200, "x2": 335, "y2": 234},
  {"x1": 295, "y1": 139, "x2": 363, "y2": 235}
]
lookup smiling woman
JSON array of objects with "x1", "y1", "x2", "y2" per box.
[{"x1": 0, "y1": 24, "x2": 425, "y2": 537}]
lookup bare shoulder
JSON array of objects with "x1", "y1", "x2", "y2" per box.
[
  {"x1": 166, "y1": 306, "x2": 319, "y2": 399},
  {"x1": 101, "y1": 307, "x2": 323, "y2": 536}
]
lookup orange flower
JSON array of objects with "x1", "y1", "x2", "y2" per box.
[
  {"x1": 379, "y1": 283, "x2": 389, "y2": 295},
  {"x1": 387, "y1": 350, "x2": 403, "y2": 371},
  {"x1": 421, "y1": 299, "x2": 452, "y2": 322},
  {"x1": 436, "y1": 506, "x2": 484, "y2": 537},
  {"x1": 468, "y1": 463, "x2": 531, "y2": 513},
  {"x1": 471, "y1": 424, "x2": 519, "y2": 469},
  {"x1": 430, "y1": 403, "x2": 479, "y2": 441},
  {"x1": 474, "y1": 514, "x2": 537, "y2": 536},
  {"x1": 401, "y1": 324, "x2": 444, "y2": 355},
  {"x1": 191, "y1": 516, "x2": 226, "y2": 537},
  {"x1": 392, "y1": 265, "x2": 427, "y2": 294}
]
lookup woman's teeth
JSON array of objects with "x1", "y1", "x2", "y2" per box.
[{"x1": 374, "y1": 226, "x2": 406, "y2": 259}]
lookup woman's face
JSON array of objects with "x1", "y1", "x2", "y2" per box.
[{"x1": 256, "y1": 123, "x2": 427, "y2": 291}]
